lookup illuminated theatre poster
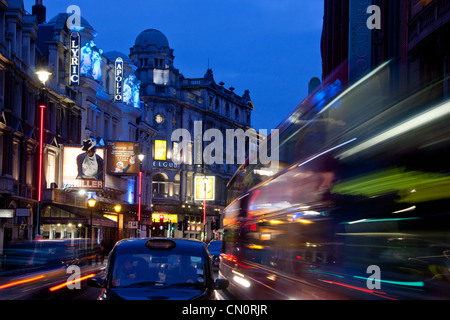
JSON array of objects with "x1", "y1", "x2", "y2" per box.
[
  {"x1": 106, "y1": 141, "x2": 140, "y2": 175},
  {"x1": 62, "y1": 145, "x2": 105, "y2": 191},
  {"x1": 194, "y1": 176, "x2": 215, "y2": 201}
]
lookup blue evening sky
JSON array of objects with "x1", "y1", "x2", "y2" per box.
[{"x1": 24, "y1": 0, "x2": 324, "y2": 131}]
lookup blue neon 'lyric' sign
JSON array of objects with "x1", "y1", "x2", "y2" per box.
[{"x1": 70, "y1": 31, "x2": 81, "y2": 86}]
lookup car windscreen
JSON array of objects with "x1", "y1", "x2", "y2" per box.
[{"x1": 111, "y1": 252, "x2": 206, "y2": 289}]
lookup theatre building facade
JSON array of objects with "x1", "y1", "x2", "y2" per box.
[{"x1": 130, "y1": 29, "x2": 255, "y2": 240}]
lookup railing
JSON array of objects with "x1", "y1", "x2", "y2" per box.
[{"x1": 43, "y1": 189, "x2": 88, "y2": 208}]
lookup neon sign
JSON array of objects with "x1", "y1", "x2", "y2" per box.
[
  {"x1": 70, "y1": 31, "x2": 80, "y2": 85},
  {"x1": 114, "y1": 57, "x2": 124, "y2": 102}
]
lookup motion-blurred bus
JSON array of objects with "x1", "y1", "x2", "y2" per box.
[{"x1": 220, "y1": 61, "x2": 450, "y2": 300}]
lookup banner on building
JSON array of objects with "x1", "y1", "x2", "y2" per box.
[
  {"x1": 70, "y1": 31, "x2": 81, "y2": 86},
  {"x1": 62, "y1": 145, "x2": 105, "y2": 190},
  {"x1": 106, "y1": 141, "x2": 140, "y2": 175},
  {"x1": 154, "y1": 140, "x2": 167, "y2": 161},
  {"x1": 114, "y1": 57, "x2": 124, "y2": 102},
  {"x1": 194, "y1": 176, "x2": 215, "y2": 201}
]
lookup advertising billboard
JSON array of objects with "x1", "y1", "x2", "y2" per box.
[
  {"x1": 62, "y1": 145, "x2": 105, "y2": 190},
  {"x1": 106, "y1": 141, "x2": 140, "y2": 175},
  {"x1": 194, "y1": 176, "x2": 215, "y2": 201},
  {"x1": 154, "y1": 140, "x2": 167, "y2": 161}
]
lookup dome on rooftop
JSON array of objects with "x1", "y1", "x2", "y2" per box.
[
  {"x1": 135, "y1": 29, "x2": 169, "y2": 48},
  {"x1": 103, "y1": 51, "x2": 132, "y2": 64}
]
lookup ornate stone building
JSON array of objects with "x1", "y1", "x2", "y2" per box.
[
  {"x1": 130, "y1": 29, "x2": 255, "y2": 240},
  {"x1": 0, "y1": 0, "x2": 40, "y2": 252}
]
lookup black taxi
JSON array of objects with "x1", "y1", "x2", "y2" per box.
[{"x1": 87, "y1": 238, "x2": 229, "y2": 300}]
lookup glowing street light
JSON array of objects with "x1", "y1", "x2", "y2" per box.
[
  {"x1": 114, "y1": 204, "x2": 121, "y2": 213},
  {"x1": 35, "y1": 70, "x2": 52, "y2": 86},
  {"x1": 87, "y1": 197, "x2": 96, "y2": 248}
]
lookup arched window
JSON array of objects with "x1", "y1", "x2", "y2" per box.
[
  {"x1": 152, "y1": 173, "x2": 168, "y2": 198},
  {"x1": 215, "y1": 98, "x2": 220, "y2": 111},
  {"x1": 225, "y1": 103, "x2": 230, "y2": 117}
]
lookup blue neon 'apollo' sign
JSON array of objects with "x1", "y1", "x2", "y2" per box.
[{"x1": 114, "y1": 57, "x2": 124, "y2": 102}]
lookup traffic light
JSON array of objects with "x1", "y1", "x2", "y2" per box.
[
  {"x1": 159, "y1": 214, "x2": 164, "y2": 223},
  {"x1": 210, "y1": 220, "x2": 216, "y2": 230},
  {"x1": 177, "y1": 221, "x2": 183, "y2": 231}
]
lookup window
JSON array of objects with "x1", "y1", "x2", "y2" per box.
[
  {"x1": 152, "y1": 173, "x2": 168, "y2": 197},
  {"x1": 46, "y1": 152, "x2": 56, "y2": 189},
  {"x1": 155, "y1": 114, "x2": 164, "y2": 124},
  {"x1": 174, "y1": 174, "x2": 181, "y2": 197},
  {"x1": 172, "y1": 142, "x2": 181, "y2": 162},
  {"x1": 111, "y1": 253, "x2": 206, "y2": 288},
  {"x1": 12, "y1": 142, "x2": 19, "y2": 181},
  {"x1": 215, "y1": 98, "x2": 220, "y2": 111}
]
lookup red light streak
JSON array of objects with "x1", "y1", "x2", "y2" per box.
[
  {"x1": 38, "y1": 105, "x2": 45, "y2": 202},
  {"x1": 0, "y1": 275, "x2": 45, "y2": 290},
  {"x1": 320, "y1": 280, "x2": 398, "y2": 300},
  {"x1": 49, "y1": 273, "x2": 96, "y2": 292},
  {"x1": 138, "y1": 171, "x2": 142, "y2": 222}
]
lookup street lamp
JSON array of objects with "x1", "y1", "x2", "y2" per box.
[
  {"x1": 87, "y1": 197, "x2": 96, "y2": 248},
  {"x1": 114, "y1": 204, "x2": 121, "y2": 243},
  {"x1": 137, "y1": 153, "x2": 145, "y2": 237},
  {"x1": 35, "y1": 70, "x2": 52, "y2": 86},
  {"x1": 35, "y1": 69, "x2": 52, "y2": 238}
]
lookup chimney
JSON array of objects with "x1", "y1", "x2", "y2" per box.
[{"x1": 32, "y1": 0, "x2": 46, "y2": 24}]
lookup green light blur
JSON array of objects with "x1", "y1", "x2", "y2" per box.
[{"x1": 331, "y1": 167, "x2": 450, "y2": 203}]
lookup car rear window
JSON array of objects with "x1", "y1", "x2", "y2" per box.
[{"x1": 111, "y1": 252, "x2": 206, "y2": 288}]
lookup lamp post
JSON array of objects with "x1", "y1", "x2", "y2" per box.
[
  {"x1": 87, "y1": 197, "x2": 96, "y2": 249},
  {"x1": 35, "y1": 69, "x2": 51, "y2": 239},
  {"x1": 137, "y1": 153, "x2": 145, "y2": 238}
]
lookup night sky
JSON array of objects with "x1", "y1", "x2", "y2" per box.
[{"x1": 24, "y1": 0, "x2": 324, "y2": 131}]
